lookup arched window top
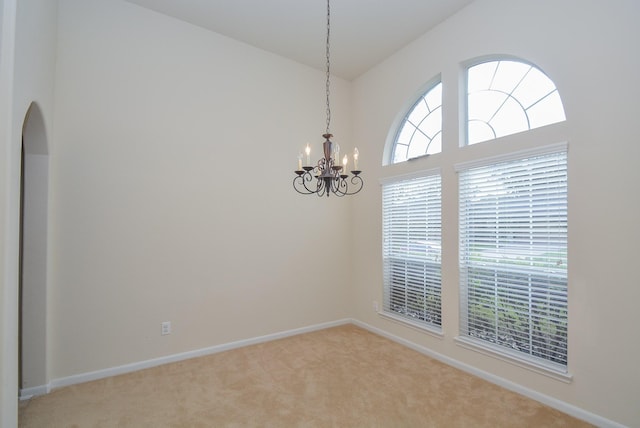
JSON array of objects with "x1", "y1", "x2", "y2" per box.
[
  {"x1": 391, "y1": 81, "x2": 442, "y2": 164},
  {"x1": 467, "y1": 59, "x2": 566, "y2": 145}
]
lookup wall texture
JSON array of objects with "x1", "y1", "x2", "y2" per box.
[
  {"x1": 50, "y1": 0, "x2": 354, "y2": 380},
  {"x1": 351, "y1": 0, "x2": 640, "y2": 426}
]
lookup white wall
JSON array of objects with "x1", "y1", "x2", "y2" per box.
[
  {"x1": 0, "y1": 2, "x2": 16, "y2": 426},
  {"x1": 21, "y1": 148, "x2": 49, "y2": 392},
  {"x1": 14, "y1": 0, "x2": 57, "y2": 406},
  {"x1": 351, "y1": 0, "x2": 640, "y2": 426},
  {"x1": 1, "y1": 0, "x2": 57, "y2": 425},
  {"x1": 50, "y1": 0, "x2": 354, "y2": 380}
]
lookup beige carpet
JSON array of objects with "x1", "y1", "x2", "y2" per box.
[{"x1": 19, "y1": 324, "x2": 592, "y2": 427}]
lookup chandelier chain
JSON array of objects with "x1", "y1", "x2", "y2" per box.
[{"x1": 325, "y1": 0, "x2": 331, "y2": 135}]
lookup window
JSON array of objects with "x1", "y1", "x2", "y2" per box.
[
  {"x1": 458, "y1": 148, "x2": 568, "y2": 371},
  {"x1": 391, "y1": 81, "x2": 442, "y2": 163},
  {"x1": 381, "y1": 56, "x2": 568, "y2": 375},
  {"x1": 467, "y1": 60, "x2": 565, "y2": 145},
  {"x1": 382, "y1": 172, "x2": 442, "y2": 331}
]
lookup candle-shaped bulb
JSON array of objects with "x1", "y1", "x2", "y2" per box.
[
  {"x1": 342, "y1": 155, "x2": 348, "y2": 173},
  {"x1": 297, "y1": 153, "x2": 303, "y2": 171},
  {"x1": 305, "y1": 144, "x2": 311, "y2": 166},
  {"x1": 353, "y1": 147, "x2": 359, "y2": 170}
]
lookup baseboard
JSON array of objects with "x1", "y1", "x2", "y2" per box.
[
  {"x1": 32, "y1": 317, "x2": 624, "y2": 427},
  {"x1": 19, "y1": 384, "x2": 50, "y2": 400},
  {"x1": 50, "y1": 319, "x2": 351, "y2": 391},
  {"x1": 351, "y1": 319, "x2": 626, "y2": 428}
]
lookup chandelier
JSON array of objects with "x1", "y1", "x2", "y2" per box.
[{"x1": 293, "y1": 0, "x2": 363, "y2": 197}]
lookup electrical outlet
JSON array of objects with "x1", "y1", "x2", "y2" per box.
[
  {"x1": 373, "y1": 301, "x2": 379, "y2": 312},
  {"x1": 161, "y1": 321, "x2": 171, "y2": 336}
]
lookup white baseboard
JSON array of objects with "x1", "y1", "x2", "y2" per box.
[
  {"x1": 49, "y1": 319, "x2": 351, "y2": 391},
  {"x1": 32, "y1": 317, "x2": 623, "y2": 428},
  {"x1": 19, "y1": 384, "x2": 50, "y2": 400},
  {"x1": 351, "y1": 319, "x2": 626, "y2": 428}
]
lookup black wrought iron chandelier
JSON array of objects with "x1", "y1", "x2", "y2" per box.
[{"x1": 293, "y1": 0, "x2": 363, "y2": 197}]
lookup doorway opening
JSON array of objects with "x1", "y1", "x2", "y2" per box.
[{"x1": 19, "y1": 102, "x2": 49, "y2": 398}]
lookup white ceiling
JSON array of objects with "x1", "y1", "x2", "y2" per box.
[{"x1": 124, "y1": 0, "x2": 474, "y2": 80}]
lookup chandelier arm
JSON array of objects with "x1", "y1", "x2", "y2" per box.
[
  {"x1": 292, "y1": 171, "x2": 363, "y2": 197},
  {"x1": 293, "y1": 169, "x2": 324, "y2": 195},
  {"x1": 333, "y1": 177, "x2": 347, "y2": 197},
  {"x1": 340, "y1": 175, "x2": 364, "y2": 196},
  {"x1": 293, "y1": 173, "x2": 315, "y2": 195}
]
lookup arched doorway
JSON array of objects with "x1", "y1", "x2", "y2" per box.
[{"x1": 19, "y1": 102, "x2": 49, "y2": 398}]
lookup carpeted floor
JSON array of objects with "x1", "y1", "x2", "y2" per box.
[{"x1": 19, "y1": 324, "x2": 592, "y2": 427}]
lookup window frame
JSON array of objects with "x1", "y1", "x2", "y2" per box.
[
  {"x1": 464, "y1": 58, "x2": 566, "y2": 146},
  {"x1": 455, "y1": 143, "x2": 570, "y2": 381},
  {"x1": 387, "y1": 76, "x2": 443, "y2": 165}
]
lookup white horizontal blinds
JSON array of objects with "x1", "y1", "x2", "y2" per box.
[
  {"x1": 382, "y1": 174, "x2": 442, "y2": 329},
  {"x1": 459, "y1": 150, "x2": 568, "y2": 368}
]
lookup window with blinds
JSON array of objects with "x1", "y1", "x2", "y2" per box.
[
  {"x1": 458, "y1": 148, "x2": 568, "y2": 370},
  {"x1": 382, "y1": 172, "x2": 442, "y2": 331}
]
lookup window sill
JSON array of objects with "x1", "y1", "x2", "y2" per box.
[
  {"x1": 378, "y1": 311, "x2": 444, "y2": 339},
  {"x1": 454, "y1": 336, "x2": 573, "y2": 383}
]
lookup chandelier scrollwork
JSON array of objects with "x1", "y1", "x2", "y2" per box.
[{"x1": 294, "y1": 134, "x2": 362, "y2": 197}]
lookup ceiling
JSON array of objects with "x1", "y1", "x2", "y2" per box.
[{"x1": 124, "y1": 0, "x2": 474, "y2": 80}]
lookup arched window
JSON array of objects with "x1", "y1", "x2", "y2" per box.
[
  {"x1": 382, "y1": 56, "x2": 570, "y2": 376},
  {"x1": 391, "y1": 81, "x2": 442, "y2": 163},
  {"x1": 458, "y1": 58, "x2": 569, "y2": 374},
  {"x1": 467, "y1": 60, "x2": 565, "y2": 144}
]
